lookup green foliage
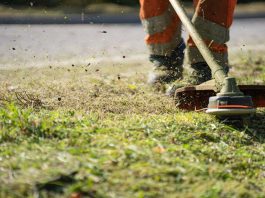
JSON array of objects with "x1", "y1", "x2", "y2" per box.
[{"x1": 0, "y1": 103, "x2": 264, "y2": 197}]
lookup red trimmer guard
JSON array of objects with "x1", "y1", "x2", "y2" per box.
[{"x1": 174, "y1": 85, "x2": 265, "y2": 111}]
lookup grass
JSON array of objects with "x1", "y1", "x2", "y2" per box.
[{"x1": 0, "y1": 54, "x2": 265, "y2": 198}]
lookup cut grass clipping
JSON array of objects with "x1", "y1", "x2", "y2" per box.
[{"x1": 0, "y1": 55, "x2": 265, "y2": 197}]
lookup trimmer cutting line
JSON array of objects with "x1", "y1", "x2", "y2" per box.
[{"x1": 169, "y1": 0, "x2": 265, "y2": 117}]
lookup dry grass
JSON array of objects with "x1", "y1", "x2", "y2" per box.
[
  {"x1": 0, "y1": 61, "x2": 175, "y2": 115},
  {"x1": 1, "y1": 54, "x2": 265, "y2": 113}
]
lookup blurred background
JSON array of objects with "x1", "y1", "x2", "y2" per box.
[
  {"x1": 1, "y1": 0, "x2": 265, "y2": 7},
  {"x1": 1, "y1": 0, "x2": 265, "y2": 24},
  {"x1": 1, "y1": 0, "x2": 265, "y2": 23},
  {"x1": 0, "y1": 0, "x2": 265, "y2": 68}
]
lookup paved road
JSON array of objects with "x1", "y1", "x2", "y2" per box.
[
  {"x1": 1, "y1": 13, "x2": 265, "y2": 24},
  {"x1": 0, "y1": 18, "x2": 265, "y2": 68}
]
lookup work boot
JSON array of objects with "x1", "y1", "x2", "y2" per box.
[
  {"x1": 188, "y1": 62, "x2": 230, "y2": 85},
  {"x1": 187, "y1": 62, "x2": 212, "y2": 85},
  {"x1": 166, "y1": 62, "x2": 229, "y2": 96},
  {"x1": 166, "y1": 62, "x2": 212, "y2": 96},
  {"x1": 148, "y1": 41, "x2": 185, "y2": 89}
]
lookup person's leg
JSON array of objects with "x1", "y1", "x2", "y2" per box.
[
  {"x1": 186, "y1": 0, "x2": 237, "y2": 84},
  {"x1": 139, "y1": 0, "x2": 185, "y2": 85}
]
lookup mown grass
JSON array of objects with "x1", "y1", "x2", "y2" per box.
[{"x1": 0, "y1": 55, "x2": 265, "y2": 198}]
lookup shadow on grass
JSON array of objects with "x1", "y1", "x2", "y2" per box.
[
  {"x1": 36, "y1": 171, "x2": 98, "y2": 197},
  {"x1": 36, "y1": 171, "x2": 77, "y2": 194},
  {"x1": 220, "y1": 112, "x2": 265, "y2": 143}
]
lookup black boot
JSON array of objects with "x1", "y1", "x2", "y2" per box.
[
  {"x1": 148, "y1": 40, "x2": 185, "y2": 86},
  {"x1": 166, "y1": 62, "x2": 229, "y2": 96},
  {"x1": 188, "y1": 62, "x2": 212, "y2": 85},
  {"x1": 188, "y1": 62, "x2": 229, "y2": 85}
]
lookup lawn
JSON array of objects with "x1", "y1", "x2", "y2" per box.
[{"x1": 0, "y1": 54, "x2": 265, "y2": 198}]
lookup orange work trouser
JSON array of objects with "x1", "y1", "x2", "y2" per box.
[{"x1": 139, "y1": 0, "x2": 237, "y2": 66}]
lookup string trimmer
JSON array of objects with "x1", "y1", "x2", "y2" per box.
[{"x1": 169, "y1": 0, "x2": 265, "y2": 117}]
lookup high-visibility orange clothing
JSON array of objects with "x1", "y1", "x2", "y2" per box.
[
  {"x1": 139, "y1": 0, "x2": 237, "y2": 66},
  {"x1": 139, "y1": 0, "x2": 182, "y2": 57}
]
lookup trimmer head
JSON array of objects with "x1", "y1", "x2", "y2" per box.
[
  {"x1": 206, "y1": 77, "x2": 256, "y2": 117},
  {"x1": 174, "y1": 83, "x2": 265, "y2": 116},
  {"x1": 206, "y1": 95, "x2": 256, "y2": 116}
]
